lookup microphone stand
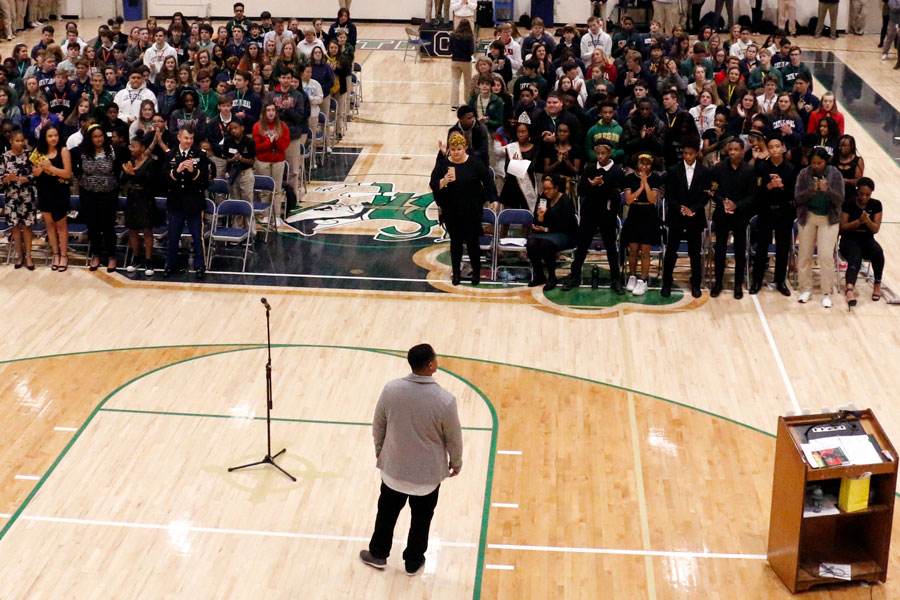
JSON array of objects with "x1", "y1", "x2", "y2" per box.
[{"x1": 228, "y1": 299, "x2": 296, "y2": 481}]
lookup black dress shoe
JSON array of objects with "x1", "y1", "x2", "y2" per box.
[
  {"x1": 691, "y1": 285, "x2": 702, "y2": 298},
  {"x1": 544, "y1": 278, "x2": 558, "y2": 291},
  {"x1": 196, "y1": 268, "x2": 206, "y2": 281},
  {"x1": 611, "y1": 278, "x2": 625, "y2": 295},
  {"x1": 471, "y1": 273, "x2": 480, "y2": 286},
  {"x1": 163, "y1": 267, "x2": 173, "y2": 278},
  {"x1": 451, "y1": 274, "x2": 460, "y2": 286},
  {"x1": 660, "y1": 283, "x2": 672, "y2": 298},
  {"x1": 776, "y1": 282, "x2": 791, "y2": 297},
  {"x1": 749, "y1": 281, "x2": 761, "y2": 295},
  {"x1": 561, "y1": 275, "x2": 580, "y2": 291},
  {"x1": 710, "y1": 282, "x2": 722, "y2": 298},
  {"x1": 527, "y1": 277, "x2": 547, "y2": 288},
  {"x1": 734, "y1": 287, "x2": 743, "y2": 299}
]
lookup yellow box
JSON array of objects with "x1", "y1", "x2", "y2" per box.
[{"x1": 838, "y1": 475, "x2": 871, "y2": 513}]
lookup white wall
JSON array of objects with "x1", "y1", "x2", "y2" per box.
[{"x1": 146, "y1": 0, "x2": 879, "y2": 32}]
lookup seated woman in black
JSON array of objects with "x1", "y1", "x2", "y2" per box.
[
  {"x1": 526, "y1": 174, "x2": 578, "y2": 290},
  {"x1": 429, "y1": 132, "x2": 497, "y2": 286},
  {"x1": 840, "y1": 177, "x2": 884, "y2": 305}
]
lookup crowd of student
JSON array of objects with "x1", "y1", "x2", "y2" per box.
[
  {"x1": 434, "y1": 16, "x2": 884, "y2": 307},
  {"x1": 1, "y1": 5, "x2": 357, "y2": 277}
]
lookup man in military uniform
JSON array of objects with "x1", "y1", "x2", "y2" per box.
[{"x1": 164, "y1": 126, "x2": 212, "y2": 280}]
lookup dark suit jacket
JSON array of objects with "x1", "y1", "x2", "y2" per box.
[{"x1": 663, "y1": 160, "x2": 712, "y2": 226}]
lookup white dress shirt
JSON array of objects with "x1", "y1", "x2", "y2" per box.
[{"x1": 684, "y1": 160, "x2": 696, "y2": 188}]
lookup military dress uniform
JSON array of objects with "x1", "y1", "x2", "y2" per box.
[{"x1": 165, "y1": 145, "x2": 212, "y2": 275}]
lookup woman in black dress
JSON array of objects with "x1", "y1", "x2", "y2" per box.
[
  {"x1": 526, "y1": 174, "x2": 578, "y2": 290},
  {"x1": 498, "y1": 121, "x2": 539, "y2": 210},
  {"x1": 32, "y1": 125, "x2": 73, "y2": 271},
  {"x1": 122, "y1": 132, "x2": 160, "y2": 276},
  {"x1": 429, "y1": 132, "x2": 497, "y2": 286},
  {"x1": 833, "y1": 134, "x2": 864, "y2": 202},
  {"x1": 622, "y1": 153, "x2": 661, "y2": 296},
  {"x1": 74, "y1": 125, "x2": 125, "y2": 272}
]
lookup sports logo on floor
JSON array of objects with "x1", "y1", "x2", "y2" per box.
[{"x1": 286, "y1": 182, "x2": 443, "y2": 242}]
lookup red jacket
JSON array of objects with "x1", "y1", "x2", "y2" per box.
[
  {"x1": 252, "y1": 121, "x2": 290, "y2": 163},
  {"x1": 807, "y1": 108, "x2": 844, "y2": 135}
]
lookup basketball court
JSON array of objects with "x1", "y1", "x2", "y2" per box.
[{"x1": 1, "y1": 20, "x2": 899, "y2": 599}]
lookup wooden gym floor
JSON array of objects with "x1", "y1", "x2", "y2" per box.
[{"x1": 0, "y1": 21, "x2": 899, "y2": 599}]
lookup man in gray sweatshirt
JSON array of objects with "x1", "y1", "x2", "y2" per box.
[{"x1": 359, "y1": 343, "x2": 464, "y2": 576}]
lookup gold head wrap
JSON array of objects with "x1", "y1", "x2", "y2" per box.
[{"x1": 448, "y1": 132, "x2": 467, "y2": 148}]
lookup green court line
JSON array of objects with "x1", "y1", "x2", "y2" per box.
[
  {"x1": 97, "y1": 407, "x2": 493, "y2": 431},
  {"x1": 0, "y1": 344, "x2": 498, "y2": 600}
]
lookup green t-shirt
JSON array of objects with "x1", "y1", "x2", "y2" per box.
[{"x1": 809, "y1": 191, "x2": 829, "y2": 216}]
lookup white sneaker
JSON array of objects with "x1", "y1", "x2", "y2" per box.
[
  {"x1": 126, "y1": 263, "x2": 136, "y2": 273},
  {"x1": 882, "y1": 54, "x2": 889, "y2": 60},
  {"x1": 626, "y1": 275, "x2": 637, "y2": 291},
  {"x1": 798, "y1": 291, "x2": 812, "y2": 303},
  {"x1": 822, "y1": 294, "x2": 832, "y2": 308},
  {"x1": 632, "y1": 279, "x2": 647, "y2": 296},
  {"x1": 144, "y1": 265, "x2": 155, "y2": 276}
]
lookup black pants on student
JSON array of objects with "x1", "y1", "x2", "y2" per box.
[
  {"x1": 369, "y1": 482, "x2": 440, "y2": 567},
  {"x1": 713, "y1": 213, "x2": 747, "y2": 288},
  {"x1": 445, "y1": 217, "x2": 481, "y2": 278},
  {"x1": 569, "y1": 208, "x2": 620, "y2": 282},
  {"x1": 82, "y1": 189, "x2": 118, "y2": 260},
  {"x1": 752, "y1": 211, "x2": 794, "y2": 286},
  {"x1": 840, "y1": 235, "x2": 884, "y2": 285},
  {"x1": 663, "y1": 216, "x2": 704, "y2": 288},
  {"x1": 526, "y1": 232, "x2": 575, "y2": 282}
]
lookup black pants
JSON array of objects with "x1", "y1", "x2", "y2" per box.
[
  {"x1": 840, "y1": 236, "x2": 884, "y2": 285},
  {"x1": 526, "y1": 232, "x2": 574, "y2": 281},
  {"x1": 689, "y1": 3, "x2": 703, "y2": 33},
  {"x1": 82, "y1": 189, "x2": 118, "y2": 260},
  {"x1": 713, "y1": 213, "x2": 747, "y2": 288},
  {"x1": 881, "y1": 13, "x2": 889, "y2": 45},
  {"x1": 570, "y1": 209, "x2": 620, "y2": 282},
  {"x1": 445, "y1": 217, "x2": 481, "y2": 278},
  {"x1": 663, "y1": 217, "x2": 704, "y2": 288},
  {"x1": 369, "y1": 482, "x2": 440, "y2": 566},
  {"x1": 752, "y1": 212, "x2": 793, "y2": 286},
  {"x1": 166, "y1": 209, "x2": 205, "y2": 269}
]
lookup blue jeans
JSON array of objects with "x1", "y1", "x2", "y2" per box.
[{"x1": 166, "y1": 209, "x2": 204, "y2": 269}]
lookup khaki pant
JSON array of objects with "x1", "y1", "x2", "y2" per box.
[
  {"x1": 210, "y1": 156, "x2": 227, "y2": 181},
  {"x1": 339, "y1": 0, "x2": 351, "y2": 7},
  {"x1": 848, "y1": 0, "x2": 867, "y2": 33},
  {"x1": 777, "y1": 0, "x2": 798, "y2": 33},
  {"x1": 450, "y1": 61, "x2": 471, "y2": 108},
  {"x1": 426, "y1": 0, "x2": 450, "y2": 22},
  {"x1": 815, "y1": 2, "x2": 839, "y2": 36},
  {"x1": 284, "y1": 136, "x2": 305, "y2": 202},
  {"x1": 254, "y1": 160, "x2": 286, "y2": 223},
  {"x1": 653, "y1": 1, "x2": 680, "y2": 35},
  {"x1": 0, "y1": 0, "x2": 13, "y2": 37},
  {"x1": 797, "y1": 213, "x2": 839, "y2": 294},
  {"x1": 230, "y1": 167, "x2": 255, "y2": 232},
  {"x1": 14, "y1": 0, "x2": 24, "y2": 30}
]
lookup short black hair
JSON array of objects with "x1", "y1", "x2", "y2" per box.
[
  {"x1": 457, "y1": 104, "x2": 475, "y2": 118},
  {"x1": 682, "y1": 135, "x2": 701, "y2": 152},
  {"x1": 233, "y1": 2, "x2": 244, "y2": 8},
  {"x1": 407, "y1": 344, "x2": 436, "y2": 371},
  {"x1": 857, "y1": 176, "x2": 874, "y2": 191}
]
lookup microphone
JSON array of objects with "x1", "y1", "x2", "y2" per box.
[{"x1": 260, "y1": 297, "x2": 271, "y2": 310}]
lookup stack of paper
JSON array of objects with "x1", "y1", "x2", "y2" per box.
[{"x1": 801, "y1": 435, "x2": 884, "y2": 468}]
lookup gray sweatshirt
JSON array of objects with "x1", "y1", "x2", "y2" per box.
[{"x1": 373, "y1": 373, "x2": 463, "y2": 487}]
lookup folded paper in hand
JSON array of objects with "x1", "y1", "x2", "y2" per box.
[{"x1": 507, "y1": 159, "x2": 531, "y2": 179}]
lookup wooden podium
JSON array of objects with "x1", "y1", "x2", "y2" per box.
[{"x1": 767, "y1": 410, "x2": 897, "y2": 593}]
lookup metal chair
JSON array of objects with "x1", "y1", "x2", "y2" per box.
[
  {"x1": 252, "y1": 175, "x2": 276, "y2": 241},
  {"x1": 0, "y1": 194, "x2": 12, "y2": 263},
  {"x1": 495, "y1": 208, "x2": 533, "y2": 280},
  {"x1": 208, "y1": 178, "x2": 229, "y2": 204},
  {"x1": 207, "y1": 199, "x2": 253, "y2": 271},
  {"x1": 404, "y1": 26, "x2": 432, "y2": 63}
]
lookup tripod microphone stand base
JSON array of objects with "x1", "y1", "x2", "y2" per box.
[{"x1": 228, "y1": 448, "x2": 297, "y2": 482}]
